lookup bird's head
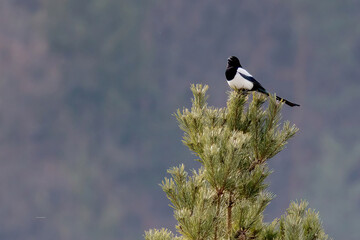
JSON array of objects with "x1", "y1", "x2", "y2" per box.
[{"x1": 227, "y1": 56, "x2": 241, "y2": 68}]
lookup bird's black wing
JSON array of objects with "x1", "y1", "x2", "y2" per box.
[
  {"x1": 238, "y1": 72, "x2": 268, "y2": 94},
  {"x1": 239, "y1": 72, "x2": 300, "y2": 107}
]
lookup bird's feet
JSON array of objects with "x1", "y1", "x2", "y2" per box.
[{"x1": 234, "y1": 88, "x2": 249, "y2": 95}]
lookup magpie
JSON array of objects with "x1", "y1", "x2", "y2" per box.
[{"x1": 225, "y1": 56, "x2": 300, "y2": 107}]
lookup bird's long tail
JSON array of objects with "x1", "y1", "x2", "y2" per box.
[
  {"x1": 257, "y1": 88, "x2": 300, "y2": 107},
  {"x1": 275, "y1": 95, "x2": 300, "y2": 107}
]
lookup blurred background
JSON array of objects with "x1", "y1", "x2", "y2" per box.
[{"x1": 1, "y1": 0, "x2": 360, "y2": 239}]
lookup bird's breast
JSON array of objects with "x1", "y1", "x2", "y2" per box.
[{"x1": 227, "y1": 74, "x2": 254, "y2": 90}]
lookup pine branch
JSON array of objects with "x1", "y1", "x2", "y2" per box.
[
  {"x1": 214, "y1": 190, "x2": 223, "y2": 240},
  {"x1": 227, "y1": 192, "x2": 234, "y2": 238}
]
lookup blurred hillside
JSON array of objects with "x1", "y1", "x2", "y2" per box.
[{"x1": 0, "y1": 0, "x2": 359, "y2": 239}]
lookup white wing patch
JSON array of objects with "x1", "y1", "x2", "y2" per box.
[{"x1": 237, "y1": 67, "x2": 253, "y2": 77}]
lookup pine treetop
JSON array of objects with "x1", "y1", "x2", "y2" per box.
[{"x1": 145, "y1": 84, "x2": 329, "y2": 240}]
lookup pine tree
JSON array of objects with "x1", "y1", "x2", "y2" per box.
[{"x1": 145, "y1": 84, "x2": 329, "y2": 240}]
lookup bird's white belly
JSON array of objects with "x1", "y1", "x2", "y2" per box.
[{"x1": 227, "y1": 74, "x2": 253, "y2": 90}]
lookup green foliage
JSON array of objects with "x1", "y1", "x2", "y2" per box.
[
  {"x1": 162, "y1": 165, "x2": 217, "y2": 240},
  {"x1": 145, "y1": 228, "x2": 178, "y2": 240},
  {"x1": 145, "y1": 84, "x2": 328, "y2": 240},
  {"x1": 278, "y1": 201, "x2": 328, "y2": 240}
]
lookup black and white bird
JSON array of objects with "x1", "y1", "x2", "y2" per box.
[{"x1": 225, "y1": 56, "x2": 300, "y2": 107}]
